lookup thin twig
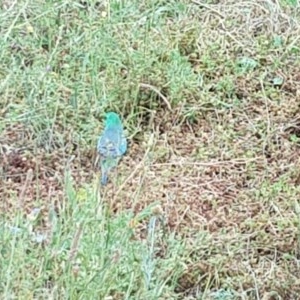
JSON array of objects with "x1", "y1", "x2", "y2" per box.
[
  {"x1": 191, "y1": 0, "x2": 225, "y2": 18},
  {"x1": 139, "y1": 83, "x2": 172, "y2": 112},
  {"x1": 69, "y1": 223, "x2": 83, "y2": 262},
  {"x1": 151, "y1": 157, "x2": 264, "y2": 167},
  {"x1": 113, "y1": 144, "x2": 152, "y2": 201},
  {"x1": 19, "y1": 168, "x2": 33, "y2": 209}
]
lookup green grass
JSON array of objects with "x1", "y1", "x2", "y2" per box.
[
  {"x1": 1, "y1": 0, "x2": 300, "y2": 299},
  {"x1": 1, "y1": 182, "x2": 184, "y2": 299}
]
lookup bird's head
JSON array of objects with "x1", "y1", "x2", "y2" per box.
[{"x1": 105, "y1": 112, "x2": 122, "y2": 127}]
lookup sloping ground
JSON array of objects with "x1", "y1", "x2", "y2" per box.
[
  {"x1": 117, "y1": 109, "x2": 300, "y2": 297},
  {"x1": 0, "y1": 123, "x2": 94, "y2": 216},
  {"x1": 1, "y1": 101, "x2": 300, "y2": 297},
  {"x1": 1, "y1": 0, "x2": 300, "y2": 298}
]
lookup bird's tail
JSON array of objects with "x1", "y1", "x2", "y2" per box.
[{"x1": 101, "y1": 172, "x2": 108, "y2": 185}]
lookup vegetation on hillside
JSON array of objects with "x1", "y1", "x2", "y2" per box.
[{"x1": 1, "y1": 0, "x2": 300, "y2": 299}]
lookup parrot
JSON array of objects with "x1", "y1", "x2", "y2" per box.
[{"x1": 97, "y1": 112, "x2": 127, "y2": 185}]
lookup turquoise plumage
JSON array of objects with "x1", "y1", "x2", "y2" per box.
[{"x1": 97, "y1": 112, "x2": 127, "y2": 185}]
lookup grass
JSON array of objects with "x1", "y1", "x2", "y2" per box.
[{"x1": 1, "y1": 0, "x2": 300, "y2": 299}]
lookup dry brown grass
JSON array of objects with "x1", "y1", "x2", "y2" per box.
[{"x1": 1, "y1": 0, "x2": 300, "y2": 298}]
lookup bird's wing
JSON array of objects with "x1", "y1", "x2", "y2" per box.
[{"x1": 98, "y1": 133, "x2": 122, "y2": 158}]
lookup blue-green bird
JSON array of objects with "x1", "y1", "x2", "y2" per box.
[{"x1": 97, "y1": 112, "x2": 127, "y2": 185}]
